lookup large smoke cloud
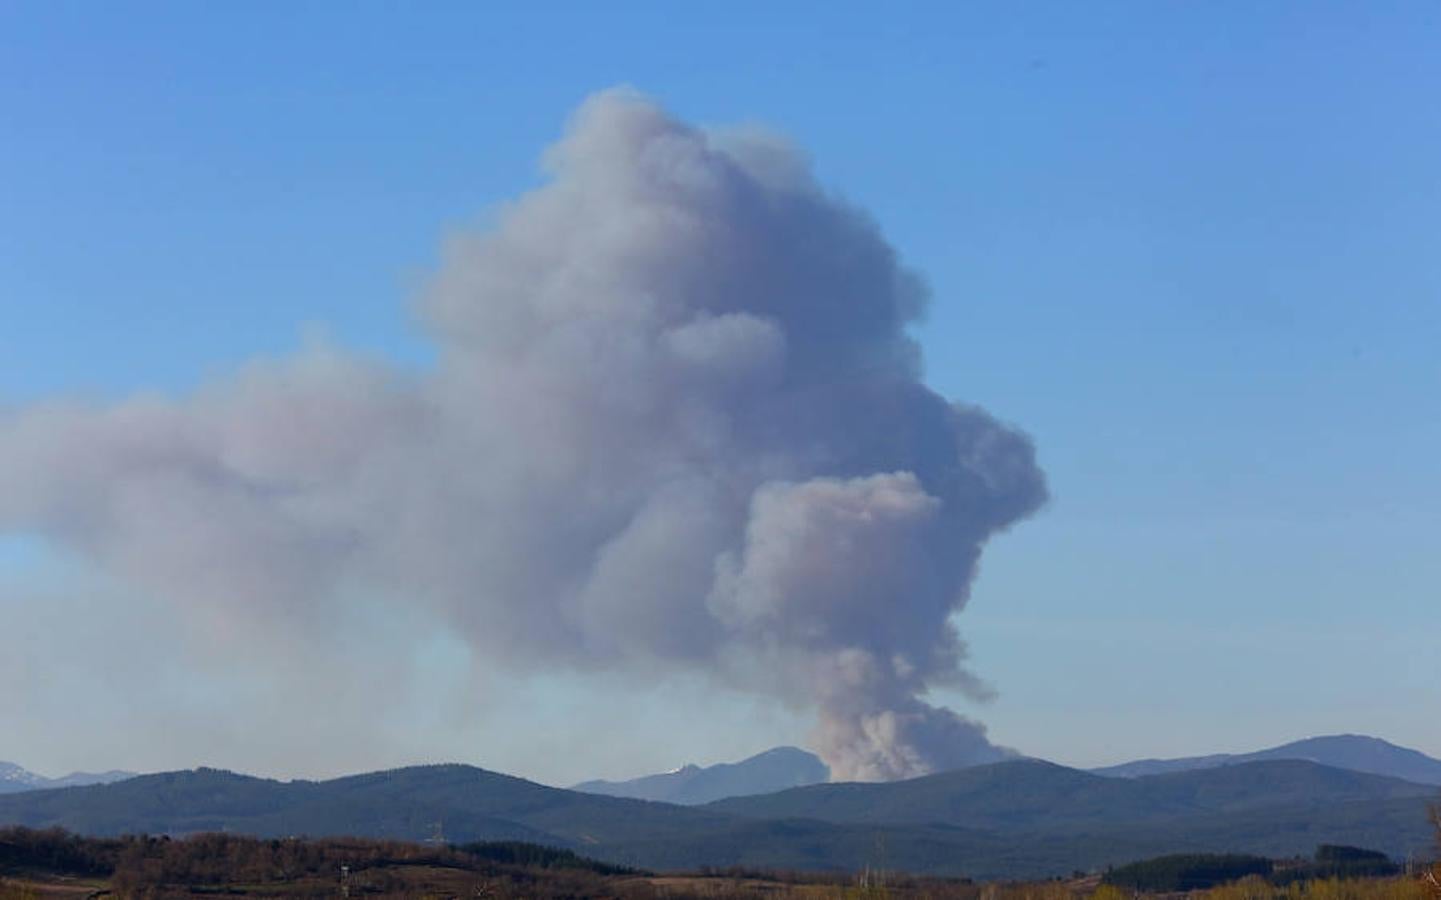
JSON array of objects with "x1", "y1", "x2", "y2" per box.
[{"x1": 0, "y1": 90, "x2": 1046, "y2": 781}]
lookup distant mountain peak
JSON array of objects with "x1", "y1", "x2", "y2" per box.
[
  {"x1": 572, "y1": 746, "x2": 831, "y2": 805},
  {"x1": 0, "y1": 761, "x2": 136, "y2": 794},
  {"x1": 0, "y1": 762, "x2": 48, "y2": 790},
  {"x1": 1091, "y1": 734, "x2": 1441, "y2": 785}
]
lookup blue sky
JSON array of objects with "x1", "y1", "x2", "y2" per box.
[{"x1": 2, "y1": 2, "x2": 1438, "y2": 782}]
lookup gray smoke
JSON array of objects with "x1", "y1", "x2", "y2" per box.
[{"x1": 0, "y1": 89, "x2": 1046, "y2": 781}]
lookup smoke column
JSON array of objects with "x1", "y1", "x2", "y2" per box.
[{"x1": 0, "y1": 90, "x2": 1046, "y2": 781}]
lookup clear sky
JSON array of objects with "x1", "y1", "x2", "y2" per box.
[{"x1": 2, "y1": 2, "x2": 1438, "y2": 784}]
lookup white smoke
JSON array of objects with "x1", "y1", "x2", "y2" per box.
[{"x1": 0, "y1": 89, "x2": 1046, "y2": 781}]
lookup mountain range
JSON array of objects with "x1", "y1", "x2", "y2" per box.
[
  {"x1": 0, "y1": 762, "x2": 135, "y2": 795},
  {"x1": 0, "y1": 754, "x2": 1436, "y2": 879},
  {"x1": 572, "y1": 746, "x2": 829, "y2": 804},
  {"x1": 1091, "y1": 734, "x2": 1441, "y2": 785},
  {"x1": 564, "y1": 734, "x2": 1441, "y2": 805}
]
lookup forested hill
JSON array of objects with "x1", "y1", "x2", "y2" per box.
[{"x1": 704, "y1": 758, "x2": 1437, "y2": 828}]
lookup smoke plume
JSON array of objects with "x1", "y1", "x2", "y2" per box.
[{"x1": 0, "y1": 90, "x2": 1046, "y2": 781}]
